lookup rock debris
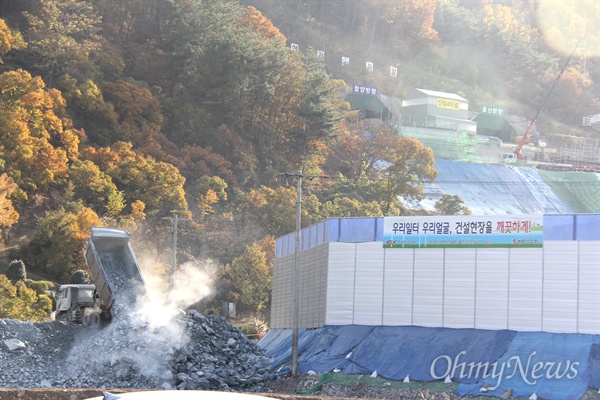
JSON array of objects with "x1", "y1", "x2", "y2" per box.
[{"x1": 0, "y1": 310, "x2": 272, "y2": 391}]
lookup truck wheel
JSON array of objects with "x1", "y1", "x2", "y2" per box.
[
  {"x1": 82, "y1": 313, "x2": 90, "y2": 327},
  {"x1": 57, "y1": 313, "x2": 68, "y2": 322},
  {"x1": 91, "y1": 313, "x2": 101, "y2": 328}
]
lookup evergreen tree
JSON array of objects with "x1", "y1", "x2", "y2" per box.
[
  {"x1": 68, "y1": 269, "x2": 90, "y2": 284},
  {"x1": 5, "y1": 259, "x2": 26, "y2": 282}
]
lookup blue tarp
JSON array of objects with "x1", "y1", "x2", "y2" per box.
[
  {"x1": 456, "y1": 332, "x2": 599, "y2": 399},
  {"x1": 589, "y1": 344, "x2": 600, "y2": 389},
  {"x1": 259, "y1": 326, "x2": 600, "y2": 400},
  {"x1": 423, "y1": 160, "x2": 573, "y2": 216}
]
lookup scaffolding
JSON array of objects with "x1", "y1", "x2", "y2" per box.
[{"x1": 551, "y1": 137, "x2": 600, "y2": 166}]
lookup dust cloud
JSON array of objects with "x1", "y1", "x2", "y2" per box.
[{"x1": 136, "y1": 260, "x2": 217, "y2": 328}]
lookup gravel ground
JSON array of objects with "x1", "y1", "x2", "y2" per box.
[
  {"x1": 3, "y1": 315, "x2": 600, "y2": 400},
  {"x1": 259, "y1": 373, "x2": 600, "y2": 400},
  {"x1": 260, "y1": 374, "x2": 462, "y2": 399},
  {"x1": 0, "y1": 310, "x2": 271, "y2": 391}
]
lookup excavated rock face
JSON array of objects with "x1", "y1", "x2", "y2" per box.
[{"x1": 0, "y1": 311, "x2": 273, "y2": 391}]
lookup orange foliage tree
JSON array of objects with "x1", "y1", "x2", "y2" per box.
[
  {"x1": 81, "y1": 142, "x2": 189, "y2": 219},
  {"x1": 0, "y1": 70, "x2": 81, "y2": 198}
]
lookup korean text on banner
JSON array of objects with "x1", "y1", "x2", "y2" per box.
[{"x1": 383, "y1": 215, "x2": 543, "y2": 248}]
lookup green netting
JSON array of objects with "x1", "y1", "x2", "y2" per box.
[
  {"x1": 293, "y1": 373, "x2": 335, "y2": 394},
  {"x1": 537, "y1": 170, "x2": 600, "y2": 213},
  {"x1": 398, "y1": 128, "x2": 480, "y2": 162},
  {"x1": 292, "y1": 372, "x2": 460, "y2": 395}
]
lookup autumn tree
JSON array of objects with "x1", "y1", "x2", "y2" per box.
[
  {"x1": 177, "y1": 144, "x2": 236, "y2": 193},
  {"x1": 319, "y1": 196, "x2": 383, "y2": 219},
  {"x1": 374, "y1": 136, "x2": 438, "y2": 214},
  {"x1": 82, "y1": 142, "x2": 189, "y2": 219},
  {"x1": 192, "y1": 176, "x2": 228, "y2": 221},
  {"x1": 0, "y1": 275, "x2": 53, "y2": 321},
  {"x1": 370, "y1": 0, "x2": 439, "y2": 52},
  {"x1": 0, "y1": 174, "x2": 19, "y2": 236},
  {"x1": 67, "y1": 160, "x2": 125, "y2": 219},
  {"x1": 435, "y1": 194, "x2": 471, "y2": 215},
  {"x1": 21, "y1": 0, "x2": 104, "y2": 83},
  {"x1": 92, "y1": 0, "x2": 174, "y2": 87},
  {"x1": 242, "y1": 185, "x2": 322, "y2": 237},
  {"x1": 221, "y1": 236, "x2": 274, "y2": 315},
  {"x1": 102, "y1": 80, "x2": 164, "y2": 148},
  {"x1": 27, "y1": 204, "x2": 102, "y2": 280},
  {"x1": 324, "y1": 120, "x2": 389, "y2": 182},
  {"x1": 55, "y1": 75, "x2": 124, "y2": 146},
  {"x1": 167, "y1": 1, "x2": 346, "y2": 185},
  {"x1": 0, "y1": 70, "x2": 81, "y2": 198},
  {"x1": 544, "y1": 66, "x2": 592, "y2": 125},
  {"x1": 321, "y1": 121, "x2": 437, "y2": 215},
  {"x1": 0, "y1": 18, "x2": 15, "y2": 60},
  {"x1": 240, "y1": 6, "x2": 286, "y2": 45}
]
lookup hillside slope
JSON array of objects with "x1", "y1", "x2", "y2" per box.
[{"x1": 419, "y1": 160, "x2": 577, "y2": 215}]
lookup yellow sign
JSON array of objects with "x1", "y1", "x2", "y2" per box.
[{"x1": 436, "y1": 98, "x2": 460, "y2": 110}]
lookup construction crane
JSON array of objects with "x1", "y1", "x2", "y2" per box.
[{"x1": 514, "y1": 37, "x2": 584, "y2": 160}]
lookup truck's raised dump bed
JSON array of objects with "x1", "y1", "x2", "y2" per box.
[{"x1": 84, "y1": 227, "x2": 146, "y2": 313}]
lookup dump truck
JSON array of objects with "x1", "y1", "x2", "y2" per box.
[{"x1": 55, "y1": 227, "x2": 146, "y2": 327}]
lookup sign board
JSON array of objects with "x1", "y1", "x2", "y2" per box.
[
  {"x1": 481, "y1": 106, "x2": 504, "y2": 116},
  {"x1": 383, "y1": 215, "x2": 543, "y2": 248},
  {"x1": 352, "y1": 84, "x2": 378, "y2": 96},
  {"x1": 436, "y1": 98, "x2": 461, "y2": 110}
]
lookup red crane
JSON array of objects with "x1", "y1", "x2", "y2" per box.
[{"x1": 514, "y1": 37, "x2": 584, "y2": 160}]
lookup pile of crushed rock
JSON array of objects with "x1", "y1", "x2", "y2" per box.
[{"x1": 0, "y1": 310, "x2": 273, "y2": 391}]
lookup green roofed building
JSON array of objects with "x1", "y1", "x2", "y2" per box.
[
  {"x1": 344, "y1": 91, "x2": 391, "y2": 122},
  {"x1": 474, "y1": 113, "x2": 538, "y2": 145}
]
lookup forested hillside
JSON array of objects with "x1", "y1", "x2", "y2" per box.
[
  {"x1": 244, "y1": 0, "x2": 599, "y2": 132},
  {"x1": 0, "y1": 0, "x2": 597, "y2": 322}
]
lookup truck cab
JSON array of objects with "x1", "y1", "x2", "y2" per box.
[
  {"x1": 55, "y1": 284, "x2": 97, "y2": 324},
  {"x1": 501, "y1": 153, "x2": 517, "y2": 163}
]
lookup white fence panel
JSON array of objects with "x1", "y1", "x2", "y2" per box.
[
  {"x1": 543, "y1": 241, "x2": 578, "y2": 333},
  {"x1": 476, "y1": 249, "x2": 509, "y2": 330},
  {"x1": 508, "y1": 248, "x2": 543, "y2": 331},
  {"x1": 383, "y1": 249, "x2": 414, "y2": 325},
  {"x1": 326, "y1": 243, "x2": 357, "y2": 325},
  {"x1": 413, "y1": 249, "x2": 444, "y2": 327},
  {"x1": 444, "y1": 249, "x2": 476, "y2": 328},
  {"x1": 578, "y1": 241, "x2": 600, "y2": 334},
  {"x1": 354, "y1": 242, "x2": 385, "y2": 325}
]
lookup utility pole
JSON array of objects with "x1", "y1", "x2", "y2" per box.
[
  {"x1": 162, "y1": 215, "x2": 190, "y2": 292},
  {"x1": 279, "y1": 171, "x2": 331, "y2": 376}
]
